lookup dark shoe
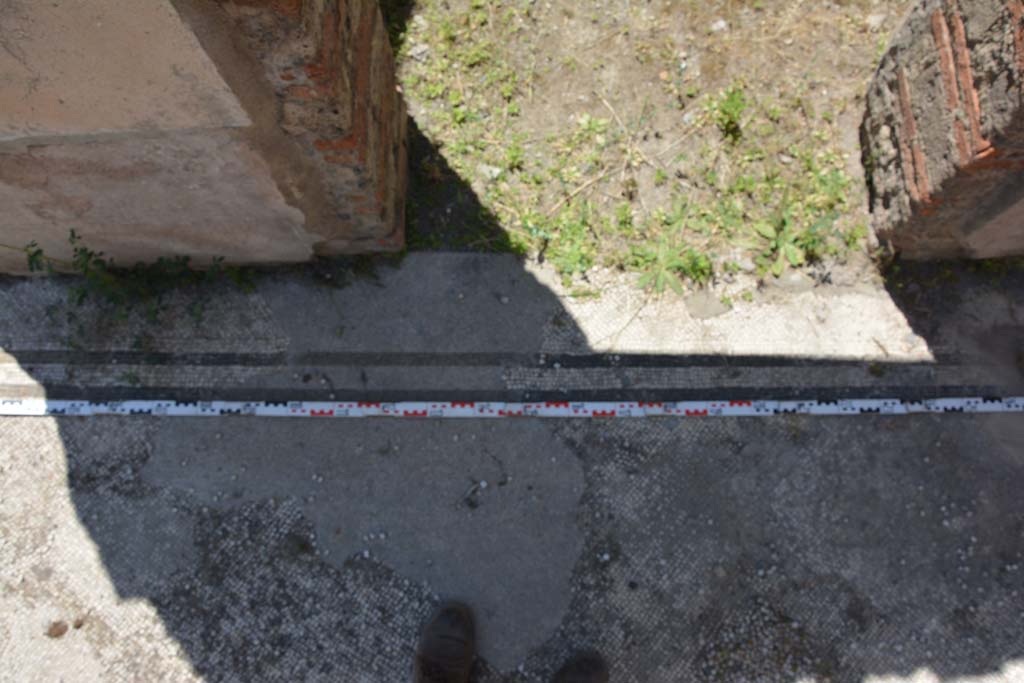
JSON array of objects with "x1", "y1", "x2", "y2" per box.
[
  {"x1": 415, "y1": 602, "x2": 476, "y2": 683},
  {"x1": 553, "y1": 650, "x2": 610, "y2": 683}
]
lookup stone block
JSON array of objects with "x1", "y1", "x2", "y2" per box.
[
  {"x1": 0, "y1": 0, "x2": 405, "y2": 273},
  {"x1": 862, "y1": 0, "x2": 1024, "y2": 259}
]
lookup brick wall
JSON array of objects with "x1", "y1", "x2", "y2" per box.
[
  {"x1": 862, "y1": 0, "x2": 1024, "y2": 259},
  {"x1": 221, "y1": 0, "x2": 407, "y2": 253}
]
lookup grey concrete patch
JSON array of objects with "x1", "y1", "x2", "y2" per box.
[
  {"x1": 3, "y1": 412, "x2": 1023, "y2": 681},
  {"x1": 685, "y1": 290, "x2": 732, "y2": 320},
  {"x1": 259, "y1": 254, "x2": 563, "y2": 355},
  {"x1": 145, "y1": 418, "x2": 584, "y2": 671}
]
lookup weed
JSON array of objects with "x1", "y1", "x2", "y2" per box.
[
  {"x1": 542, "y1": 200, "x2": 601, "y2": 285},
  {"x1": 505, "y1": 140, "x2": 526, "y2": 171},
  {"x1": 21, "y1": 230, "x2": 253, "y2": 320},
  {"x1": 711, "y1": 85, "x2": 748, "y2": 143},
  {"x1": 630, "y1": 237, "x2": 712, "y2": 294},
  {"x1": 755, "y1": 205, "x2": 806, "y2": 277}
]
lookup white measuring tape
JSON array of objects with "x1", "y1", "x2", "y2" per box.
[{"x1": 1, "y1": 396, "x2": 1021, "y2": 418}]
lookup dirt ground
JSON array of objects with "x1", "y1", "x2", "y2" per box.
[{"x1": 388, "y1": 0, "x2": 916, "y2": 299}]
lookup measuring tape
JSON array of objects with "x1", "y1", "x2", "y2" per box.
[{"x1": 1, "y1": 396, "x2": 1020, "y2": 418}]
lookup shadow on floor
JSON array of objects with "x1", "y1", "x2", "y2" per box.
[
  {"x1": 882, "y1": 259, "x2": 1024, "y2": 387},
  {"x1": 2, "y1": 201, "x2": 1022, "y2": 683}
]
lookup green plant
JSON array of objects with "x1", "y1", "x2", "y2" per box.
[
  {"x1": 24, "y1": 241, "x2": 47, "y2": 273},
  {"x1": 21, "y1": 230, "x2": 252, "y2": 319},
  {"x1": 505, "y1": 141, "x2": 525, "y2": 171},
  {"x1": 630, "y1": 238, "x2": 712, "y2": 294},
  {"x1": 712, "y1": 85, "x2": 748, "y2": 143},
  {"x1": 755, "y1": 206, "x2": 805, "y2": 277},
  {"x1": 545, "y1": 201, "x2": 599, "y2": 285}
]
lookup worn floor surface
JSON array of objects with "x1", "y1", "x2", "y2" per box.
[{"x1": 1, "y1": 253, "x2": 1022, "y2": 682}]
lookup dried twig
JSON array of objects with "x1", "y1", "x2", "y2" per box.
[
  {"x1": 596, "y1": 91, "x2": 658, "y2": 170},
  {"x1": 545, "y1": 167, "x2": 616, "y2": 217}
]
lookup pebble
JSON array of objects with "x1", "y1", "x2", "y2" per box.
[
  {"x1": 477, "y1": 163, "x2": 503, "y2": 182},
  {"x1": 408, "y1": 43, "x2": 431, "y2": 62},
  {"x1": 710, "y1": 18, "x2": 729, "y2": 32},
  {"x1": 769, "y1": 270, "x2": 814, "y2": 293},
  {"x1": 866, "y1": 13, "x2": 888, "y2": 31}
]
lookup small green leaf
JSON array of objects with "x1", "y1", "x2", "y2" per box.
[
  {"x1": 754, "y1": 222, "x2": 776, "y2": 239},
  {"x1": 783, "y1": 243, "x2": 805, "y2": 267},
  {"x1": 771, "y1": 253, "x2": 786, "y2": 277},
  {"x1": 25, "y1": 241, "x2": 45, "y2": 272}
]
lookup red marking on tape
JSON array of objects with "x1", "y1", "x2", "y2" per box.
[
  {"x1": 403, "y1": 410, "x2": 428, "y2": 417},
  {"x1": 638, "y1": 402, "x2": 664, "y2": 408},
  {"x1": 358, "y1": 402, "x2": 382, "y2": 408},
  {"x1": 451, "y1": 402, "x2": 476, "y2": 408},
  {"x1": 729, "y1": 401, "x2": 753, "y2": 407},
  {"x1": 685, "y1": 409, "x2": 709, "y2": 416},
  {"x1": 546, "y1": 402, "x2": 571, "y2": 408},
  {"x1": 311, "y1": 409, "x2": 334, "y2": 417},
  {"x1": 593, "y1": 410, "x2": 617, "y2": 417}
]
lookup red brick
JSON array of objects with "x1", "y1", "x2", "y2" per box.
[
  {"x1": 896, "y1": 68, "x2": 931, "y2": 203},
  {"x1": 949, "y1": 9, "x2": 991, "y2": 156}
]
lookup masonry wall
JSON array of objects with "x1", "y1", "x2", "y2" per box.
[
  {"x1": 862, "y1": 0, "x2": 1024, "y2": 259},
  {"x1": 217, "y1": 0, "x2": 407, "y2": 252},
  {"x1": 0, "y1": 0, "x2": 405, "y2": 274}
]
